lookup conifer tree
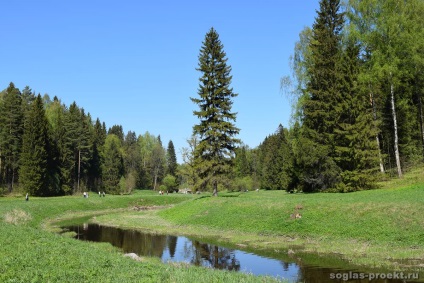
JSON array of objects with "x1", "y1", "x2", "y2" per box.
[
  {"x1": 21, "y1": 86, "x2": 35, "y2": 114},
  {"x1": 166, "y1": 140, "x2": 177, "y2": 177},
  {"x1": 259, "y1": 126, "x2": 294, "y2": 190},
  {"x1": 0, "y1": 83, "x2": 23, "y2": 191},
  {"x1": 108, "y1": 125, "x2": 124, "y2": 142},
  {"x1": 234, "y1": 145, "x2": 250, "y2": 178},
  {"x1": 88, "y1": 118, "x2": 106, "y2": 191},
  {"x1": 300, "y1": 0, "x2": 345, "y2": 191},
  {"x1": 334, "y1": 41, "x2": 379, "y2": 191},
  {"x1": 77, "y1": 109, "x2": 92, "y2": 191},
  {"x1": 191, "y1": 27, "x2": 240, "y2": 196},
  {"x1": 19, "y1": 95, "x2": 50, "y2": 196}
]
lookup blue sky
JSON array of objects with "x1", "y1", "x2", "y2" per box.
[{"x1": 1, "y1": 1, "x2": 319, "y2": 162}]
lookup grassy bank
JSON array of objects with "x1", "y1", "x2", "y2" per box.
[
  {"x1": 91, "y1": 168, "x2": 424, "y2": 272},
  {"x1": 0, "y1": 192, "x2": 282, "y2": 282},
  {"x1": 2, "y1": 168, "x2": 424, "y2": 282}
]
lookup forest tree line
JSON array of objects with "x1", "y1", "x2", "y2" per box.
[
  {"x1": 183, "y1": 0, "x2": 424, "y2": 194},
  {"x1": 267, "y1": 0, "x2": 424, "y2": 192},
  {"x1": 1, "y1": 0, "x2": 423, "y2": 195},
  {"x1": 0, "y1": 85, "x2": 178, "y2": 196}
]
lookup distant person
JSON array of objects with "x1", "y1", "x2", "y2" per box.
[
  {"x1": 99, "y1": 191, "x2": 101, "y2": 197},
  {"x1": 102, "y1": 192, "x2": 105, "y2": 197},
  {"x1": 83, "y1": 192, "x2": 87, "y2": 198},
  {"x1": 25, "y1": 193, "x2": 29, "y2": 201}
]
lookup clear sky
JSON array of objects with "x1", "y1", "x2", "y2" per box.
[{"x1": 0, "y1": 1, "x2": 319, "y2": 162}]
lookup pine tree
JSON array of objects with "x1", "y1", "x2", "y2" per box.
[
  {"x1": 21, "y1": 86, "x2": 35, "y2": 114},
  {"x1": 108, "y1": 125, "x2": 124, "y2": 142},
  {"x1": 259, "y1": 126, "x2": 294, "y2": 191},
  {"x1": 333, "y1": 41, "x2": 379, "y2": 191},
  {"x1": 57, "y1": 102, "x2": 92, "y2": 193},
  {"x1": 19, "y1": 95, "x2": 50, "y2": 196},
  {"x1": 77, "y1": 109, "x2": 92, "y2": 192},
  {"x1": 0, "y1": 83, "x2": 23, "y2": 191},
  {"x1": 88, "y1": 118, "x2": 106, "y2": 191},
  {"x1": 234, "y1": 145, "x2": 250, "y2": 178},
  {"x1": 166, "y1": 140, "x2": 177, "y2": 177},
  {"x1": 300, "y1": 0, "x2": 345, "y2": 191},
  {"x1": 191, "y1": 27, "x2": 240, "y2": 196}
]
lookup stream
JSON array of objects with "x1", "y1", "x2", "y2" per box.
[{"x1": 62, "y1": 223, "x2": 422, "y2": 282}]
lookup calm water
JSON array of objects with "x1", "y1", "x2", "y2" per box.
[{"x1": 62, "y1": 223, "x2": 422, "y2": 282}]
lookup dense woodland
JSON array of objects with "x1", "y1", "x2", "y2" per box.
[
  {"x1": 0, "y1": 86, "x2": 177, "y2": 196},
  {"x1": 1, "y1": 0, "x2": 423, "y2": 196}
]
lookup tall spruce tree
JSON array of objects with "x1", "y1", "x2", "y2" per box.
[
  {"x1": 166, "y1": 140, "x2": 177, "y2": 177},
  {"x1": 108, "y1": 125, "x2": 124, "y2": 142},
  {"x1": 77, "y1": 109, "x2": 92, "y2": 192},
  {"x1": 300, "y1": 0, "x2": 345, "y2": 191},
  {"x1": 88, "y1": 118, "x2": 106, "y2": 191},
  {"x1": 191, "y1": 27, "x2": 240, "y2": 196},
  {"x1": 333, "y1": 41, "x2": 379, "y2": 191},
  {"x1": 259, "y1": 126, "x2": 294, "y2": 191},
  {"x1": 0, "y1": 83, "x2": 23, "y2": 191},
  {"x1": 19, "y1": 95, "x2": 50, "y2": 196},
  {"x1": 234, "y1": 144, "x2": 250, "y2": 178}
]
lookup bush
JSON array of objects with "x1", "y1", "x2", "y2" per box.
[
  {"x1": 232, "y1": 176, "x2": 253, "y2": 192},
  {"x1": 162, "y1": 174, "x2": 178, "y2": 192}
]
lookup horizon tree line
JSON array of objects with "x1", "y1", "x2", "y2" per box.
[
  {"x1": 0, "y1": 84, "x2": 178, "y2": 196},
  {"x1": 1, "y1": 0, "x2": 423, "y2": 195}
]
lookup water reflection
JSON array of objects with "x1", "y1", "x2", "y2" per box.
[
  {"x1": 66, "y1": 223, "x2": 297, "y2": 279},
  {"x1": 63, "y1": 223, "x2": 423, "y2": 282},
  {"x1": 189, "y1": 241, "x2": 240, "y2": 271}
]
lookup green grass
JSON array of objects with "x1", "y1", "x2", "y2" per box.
[
  {"x1": 159, "y1": 187, "x2": 424, "y2": 244},
  {"x1": 0, "y1": 191, "x2": 283, "y2": 283},
  {"x1": 2, "y1": 168, "x2": 424, "y2": 282},
  {"x1": 155, "y1": 185, "x2": 424, "y2": 269},
  {"x1": 91, "y1": 168, "x2": 424, "y2": 271}
]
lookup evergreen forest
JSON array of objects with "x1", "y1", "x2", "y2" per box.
[{"x1": 1, "y1": 0, "x2": 423, "y2": 195}]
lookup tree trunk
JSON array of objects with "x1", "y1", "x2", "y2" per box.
[
  {"x1": 370, "y1": 92, "x2": 385, "y2": 173},
  {"x1": 153, "y1": 171, "x2": 158, "y2": 191},
  {"x1": 390, "y1": 82, "x2": 402, "y2": 178},
  {"x1": 212, "y1": 180, "x2": 218, "y2": 196}
]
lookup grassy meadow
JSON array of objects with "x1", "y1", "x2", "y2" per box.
[
  {"x1": 1, "y1": 168, "x2": 424, "y2": 282},
  {"x1": 91, "y1": 168, "x2": 424, "y2": 271},
  {"x1": 0, "y1": 193, "x2": 282, "y2": 283}
]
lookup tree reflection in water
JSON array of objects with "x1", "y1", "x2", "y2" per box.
[
  {"x1": 69, "y1": 224, "x2": 241, "y2": 272},
  {"x1": 189, "y1": 241, "x2": 240, "y2": 271},
  {"x1": 63, "y1": 223, "x2": 413, "y2": 282}
]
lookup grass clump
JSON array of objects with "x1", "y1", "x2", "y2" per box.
[{"x1": 3, "y1": 209, "x2": 32, "y2": 225}]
